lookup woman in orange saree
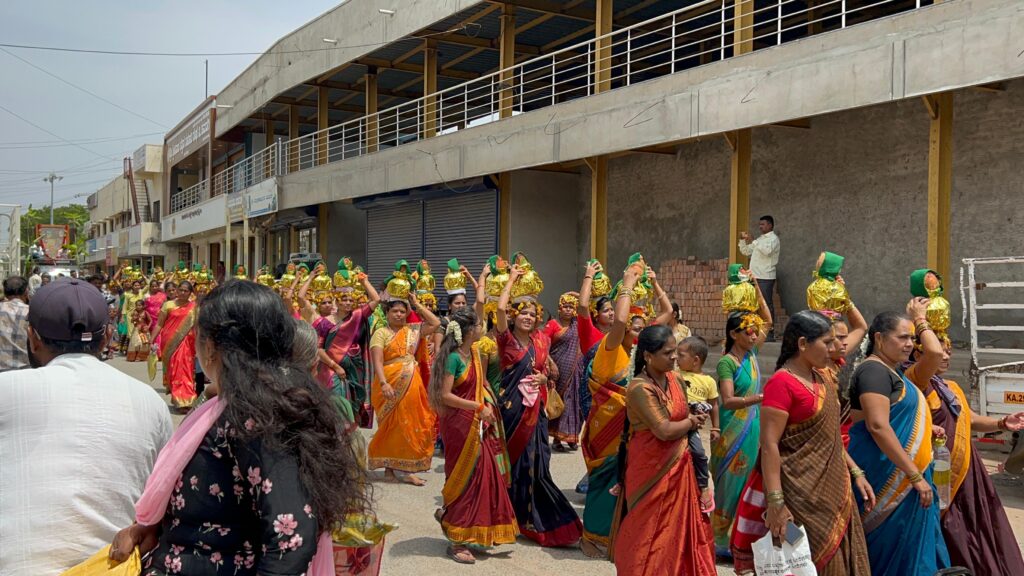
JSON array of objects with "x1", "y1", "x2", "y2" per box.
[
  {"x1": 610, "y1": 324, "x2": 716, "y2": 575},
  {"x1": 428, "y1": 308, "x2": 518, "y2": 564},
  {"x1": 151, "y1": 281, "x2": 197, "y2": 409},
  {"x1": 368, "y1": 292, "x2": 440, "y2": 485}
]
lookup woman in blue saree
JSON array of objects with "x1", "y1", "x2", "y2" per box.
[
  {"x1": 494, "y1": 259, "x2": 582, "y2": 547},
  {"x1": 847, "y1": 307, "x2": 949, "y2": 576}
]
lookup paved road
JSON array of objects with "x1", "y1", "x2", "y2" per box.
[{"x1": 116, "y1": 352, "x2": 1023, "y2": 575}]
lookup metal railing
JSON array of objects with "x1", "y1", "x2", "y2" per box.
[
  {"x1": 169, "y1": 179, "x2": 208, "y2": 213},
  {"x1": 169, "y1": 0, "x2": 927, "y2": 215},
  {"x1": 277, "y1": 0, "x2": 924, "y2": 175},
  {"x1": 211, "y1": 142, "x2": 279, "y2": 198}
]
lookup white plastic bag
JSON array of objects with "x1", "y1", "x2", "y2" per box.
[{"x1": 751, "y1": 525, "x2": 817, "y2": 576}]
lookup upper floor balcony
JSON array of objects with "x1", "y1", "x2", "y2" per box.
[{"x1": 170, "y1": 0, "x2": 943, "y2": 217}]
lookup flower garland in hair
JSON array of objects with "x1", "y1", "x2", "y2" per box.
[
  {"x1": 627, "y1": 342, "x2": 639, "y2": 379},
  {"x1": 445, "y1": 318, "x2": 463, "y2": 345}
]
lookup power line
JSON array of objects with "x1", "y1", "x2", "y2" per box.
[
  {"x1": 0, "y1": 132, "x2": 163, "y2": 150},
  {"x1": 0, "y1": 131, "x2": 162, "y2": 147},
  {"x1": 0, "y1": 25, "x2": 477, "y2": 58},
  {"x1": 0, "y1": 48, "x2": 168, "y2": 128},
  {"x1": 0, "y1": 102, "x2": 121, "y2": 162}
]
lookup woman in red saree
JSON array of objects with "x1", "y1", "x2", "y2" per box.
[
  {"x1": 150, "y1": 281, "x2": 197, "y2": 410},
  {"x1": 610, "y1": 324, "x2": 715, "y2": 575},
  {"x1": 428, "y1": 308, "x2": 518, "y2": 564},
  {"x1": 733, "y1": 310, "x2": 873, "y2": 575}
]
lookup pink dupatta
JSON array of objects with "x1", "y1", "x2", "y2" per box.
[{"x1": 135, "y1": 397, "x2": 334, "y2": 574}]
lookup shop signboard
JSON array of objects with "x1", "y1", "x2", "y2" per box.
[
  {"x1": 246, "y1": 179, "x2": 279, "y2": 218},
  {"x1": 166, "y1": 99, "x2": 213, "y2": 166},
  {"x1": 161, "y1": 194, "x2": 226, "y2": 241}
]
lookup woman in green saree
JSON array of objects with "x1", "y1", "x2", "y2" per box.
[{"x1": 711, "y1": 277, "x2": 771, "y2": 556}]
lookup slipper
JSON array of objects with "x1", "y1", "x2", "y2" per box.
[
  {"x1": 447, "y1": 546, "x2": 476, "y2": 564},
  {"x1": 567, "y1": 443, "x2": 579, "y2": 451},
  {"x1": 434, "y1": 508, "x2": 445, "y2": 525},
  {"x1": 552, "y1": 443, "x2": 568, "y2": 453},
  {"x1": 700, "y1": 489, "x2": 716, "y2": 513}
]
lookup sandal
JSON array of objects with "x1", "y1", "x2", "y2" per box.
[
  {"x1": 447, "y1": 546, "x2": 476, "y2": 564},
  {"x1": 552, "y1": 442, "x2": 567, "y2": 453},
  {"x1": 434, "y1": 508, "x2": 445, "y2": 525},
  {"x1": 567, "y1": 443, "x2": 579, "y2": 451},
  {"x1": 700, "y1": 488, "x2": 716, "y2": 513}
]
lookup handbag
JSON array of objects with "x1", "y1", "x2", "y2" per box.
[
  {"x1": 546, "y1": 387, "x2": 565, "y2": 419},
  {"x1": 752, "y1": 525, "x2": 817, "y2": 576}
]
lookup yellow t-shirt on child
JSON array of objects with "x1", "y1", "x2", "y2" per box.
[{"x1": 677, "y1": 370, "x2": 719, "y2": 404}]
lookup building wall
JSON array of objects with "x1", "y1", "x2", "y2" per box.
[
  {"x1": 585, "y1": 81, "x2": 1024, "y2": 343},
  {"x1": 508, "y1": 169, "x2": 582, "y2": 315}
]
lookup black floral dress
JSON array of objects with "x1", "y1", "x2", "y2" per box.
[{"x1": 144, "y1": 421, "x2": 319, "y2": 576}]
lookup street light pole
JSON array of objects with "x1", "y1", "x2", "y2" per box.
[{"x1": 42, "y1": 172, "x2": 63, "y2": 224}]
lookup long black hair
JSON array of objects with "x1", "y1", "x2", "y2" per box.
[
  {"x1": 723, "y1": 310, "x2": 746, "y2": 353},
  {"x1": 775, "y1": 310, "x2": 832, "y2": 370},
  {"x1": 865, "y1": 311, "x2": 908, "y2": 357},
  {"x1": 197, "y1": 280, "x2": 369, "y2": 528},
  {"x1": 633, "y1": 324, "x2": 674, "y2": 377},
  {"x1": 428, "y1": 308, "x2": 478, "y2": 413}
]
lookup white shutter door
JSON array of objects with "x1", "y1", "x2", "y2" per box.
[
  {"x1": 423, "y1": 190, "x2": 497, "y2": 309},
  {"x1": 365, "y1": 202, "x2": 423, "y2": 288}
]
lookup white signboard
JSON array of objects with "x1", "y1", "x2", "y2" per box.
[
  {"x1": 246, "y1": 179, "x2": 279, "y2": 218},
  {"x1": 166, "y1": 100, "x2": 213, "y2": 166},
  {"x1": 162, "y1": 194, "x2": 226, "y2": 241}
]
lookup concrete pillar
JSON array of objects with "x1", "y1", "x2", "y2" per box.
[
  {"x1": 318, "y1": 203, "x2": 329, "y2": 258},
  {"x1": 499, "y1": 4, "x2": 516, "y2": 118},
  {"x1": 926, "y1": 92, "x2": 953, "y2": 279},
  {"x1": 590, "y1": 156, "x2": 608, "y2": 263},
  {"x1": 365, "y1": 69, "x2": 379, "y2": 152},
  {"x1": 594, "y1": 0, "x2": 612, "y2": 94},
  {"x1": 423, "y1": 40, "x2": 438, "y2": 138},
  {"x1": 499, "y1": 173, "x2": 511, "y2": 256},
  {"x1": 728, "y1": 130, "x2": 752, "y2": 264},
  {"x1": 288, "y1": 105, "x2": 300, "y2": 173},
  {"x1": 317, "y1": 86, "x2": 329, "y2": 165},
  {"x1": 263, "y1": 116, "x2": 275, "y2": 178}
]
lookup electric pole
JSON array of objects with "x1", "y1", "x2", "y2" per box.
[{"x1": 42, "y1": 172, "x2": 63, "y2": 224}]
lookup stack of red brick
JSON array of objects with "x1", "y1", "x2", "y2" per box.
[{"x1": 657, "y1": 257, "x2": 788, "y2": 344}]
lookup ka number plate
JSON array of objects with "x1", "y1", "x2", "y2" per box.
[{"x1": 1005, "y1": 391, "x2": 1024, "y2": 404}]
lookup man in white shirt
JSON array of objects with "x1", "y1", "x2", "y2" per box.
[
  {"x1": 27, "y1": 267, "x2": 42, "y2": 296},
  {"x1": 0, "y1": 279, "x2": 173, "y2": 575},
  {"x1": 739, "y1": 214, "x2": 781, "y2": 341}
]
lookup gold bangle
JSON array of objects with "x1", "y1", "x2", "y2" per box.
[
  {"x1": 850, "y1": 468, "x2": 865, "y2": 479},
  {"x1": 907, "y1": 471, "x2": 923, "y2": 484}
]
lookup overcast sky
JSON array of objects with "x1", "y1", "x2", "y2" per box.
[{"x1": 0, "y1": 1, "x2": 340, "y2": 210}]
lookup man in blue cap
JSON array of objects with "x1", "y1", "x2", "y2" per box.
[{"x1": 0, "y1": 279, "x2": 173, "y2": 575}]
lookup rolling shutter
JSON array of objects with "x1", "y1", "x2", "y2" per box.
[
  {"x1": 365, "y1": 202, "x2": 423, "y2": 288},
  {"x1": 423, "y1": 190, "x2": 497, "y2": 309}
]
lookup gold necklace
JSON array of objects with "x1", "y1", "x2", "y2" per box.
[{"x1": 785, "y1": 366, "x2": 822, "y2": 398}]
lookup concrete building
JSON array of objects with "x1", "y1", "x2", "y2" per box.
[
  {"x1": 156, "y1": 0, "x2": 1024, "y2": 344},
  {"x1": 84, "y1": 144, "x2": 167, "y2": 274}
]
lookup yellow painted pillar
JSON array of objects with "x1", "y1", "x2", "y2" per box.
[
  {"x1": 594, "y1": 0, "x2": 612, "y2": 94},
  {"x1": 365, "y1": 70, "x2": 379, "y2": 152},
  {"x1": 734, "y1": 0, "x2": 754, "y2": 54},
  {"x1": 289, "y1": 226, "x2": 299, "y2": 255},
  {"x1": 263, "y1": 116, "x2": 275, "y2": 178},
  {"x1": 926, "y1": 92, "x2": 953, "y2": 279},
  {"x1": 728, "y1": 130, "x2": 752, "y2": 263},
  {"x1": 499, "y1": 173, "x2": 512, "y2": 256},
  {"x1": 288, "y1": 105, "x2": 300, "y2": 173},
  {"x1": 499, "y1": 4, "x2": 516, "y2": 119},
  {"x1": 729, "y1": 0, "x2": 754, "y2": 263},
  {"x1": 423, "y1": 40, "x2": 438, "y2": 139},
  {"x1": 590, "y1": 156, "x2": 608, "y2": 263},
  {"x1": 317, "y1": 86, "x2": 329, "y2": 165}
]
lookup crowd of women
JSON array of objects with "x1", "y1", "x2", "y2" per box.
[{"x1": 100, "y1": 250, "x2": 1024, "y2": 576}]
